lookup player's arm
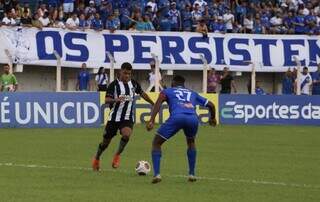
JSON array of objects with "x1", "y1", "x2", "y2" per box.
[
  {"x1": 206, "y1": 101, "x2": 217, "y2": 126},
  {"x1": 13, "y1": 75, "x2": 18, "y2": 92},
  {"x1": 0, "y1": 78, "x2": 3, "y2": 92},
  {"x1": 134, "y1": 80, "x2": 155, "y2": 105},
  {"x1": 196, "y1": 93, "x2": 217, "y2": 127},
  {"x1": 141, "y1": 92, "x2": 155, "y2": 106},
  {"x1": 146, "y1": 92, "x2": 166, "y2": 131}
]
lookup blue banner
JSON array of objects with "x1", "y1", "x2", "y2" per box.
[
  {"x1": 219, "y1": 95, "x2": 320, "y2": 125},
  {"x1": 0, "y1": 92, "x2": 101, "y2": 128},
  {"x1": 0, "y1": 27, "x2": 319, "y2": 72}
]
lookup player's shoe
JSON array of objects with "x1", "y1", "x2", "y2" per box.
[
  {"x1": 112, "y1": 154, "x2": 120, "y2": 169},
  {"x1": 188, "y1": 175, "x2": 197, "y2": 182},
  {"x1": 92, "y1": 158, "x2": 100, "y2": 171},
  {"x1": 151, "y1": 175, "x2": 162, "y2": 184}
]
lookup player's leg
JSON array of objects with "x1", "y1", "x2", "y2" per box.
[
  {"x1": 112, "y1": 121, "x2": 134, "y2": 168},
  {"x1": 183, "y1": 115, "x2": 199, "y2": 182},
  {"x1": 151, "y1": 134, "x2": 166, "y2": 184},
  {"x1": 92, "y1": 122, "x2": 118, "y2": 171},
  {"x1": 186, "y1": 137, "x2": 197, "y2": 182},
  {"x1": 151, "y1": 116, "x2": 181, "y2": 184}
]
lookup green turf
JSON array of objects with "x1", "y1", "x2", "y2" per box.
[{"x1": 0, "y1": 125, "x2": 319, "y2": 202}]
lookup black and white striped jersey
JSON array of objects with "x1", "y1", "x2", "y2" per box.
[{"x1": 106, "y1": 79, "x2": 144, "y2": 122}]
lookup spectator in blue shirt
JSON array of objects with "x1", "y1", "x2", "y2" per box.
[
  {"x1": 235, "y1": 1, "x2": 247, "y2": 24},
  {"x1": 143, "y1": 15, "x2": 155, "y2": 31},
  {"x1": 126, "y1": 11, "x2": 147, "y2": 31},
  {"x1": 181, "y1": 4, "x2": 192, "y2": 31},
  {"x1": 253, "y1": 19, "x2": 265, "y2": 34},
  {"x1": 260, "y1": 12, "x2": 270, "y2": 31},
  {"x1": 159, "y1": 14, "x2": 171, "y2": 31},
  {"x1": 79, "y1": 13, "x2": 90, "y2": 30},
  {"x1": 208, "y1": 3, "x2": 220, "y2": 17},
  {"x1": 120, "y1": 8, "x2": 130, "y2": 29},
  {"x1": 91, "y1": 13, "x2": 103, "y2": 30},
  {"x1": 210, "y1": 16, "x2": 226, "y2": 33},
  {"x1": 282, "y1": 69, "x2": 294, "y2": 95},
  {"x1": 135, "y1": 17, "x2": 147, "y2": 31},
  {"x1": 47, "y1": 0, "x2": 59, "y2": 8},
  {"x1": 99, "y1": 1, "x2": 110, "y2": 25},
  {"x1": 255, "y1": 81, "x2": 266, "y2": 95},
  {"x1": 116, "y1": 0, "x2": 128, "y2": 10},
  {"x1": 311, "y1": 64, "x2": 320, "y2": 95},
  {"x1": 106, "y1": 13, "x2": 120, "y2": 33},
  {"x1": 218, "y1": 1, "x2": 227, "y2": 16},
  {"x1": 283, "y1": 11, "x2": 295, "y2": 34},
  {"x1": 76, "y1": 63, "x2": 91, "y2": 91},
  {"x1": 305, "y1": 9, "x2": 317, "y2": 34},
  {"x1": 247, "y1": 2, "x2": 257, "y2": 16},
  {"x1": 168, "y1": 2, "x2": 181, "y2": 31},
  {"x1": 293, "y1": 10, "x2": 306, "y2": 34}
]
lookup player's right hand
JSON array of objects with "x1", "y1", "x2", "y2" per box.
[
  {"x1": 115, "y1": 96, "x2": 126, "y2": 103},
  {"x1": 146, "y1": 121, "x2": 154, "y2": 131},
  {"x1": 209, "y1": 118, "x2": 217, "y2": 127}
]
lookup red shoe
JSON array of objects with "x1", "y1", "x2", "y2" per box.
[
  {"x1": 92, "y1": 158, "x2": 100, "y2": 171},
  {"x1": 112, "y1": 154, "x2": 120, "y2": 169}
]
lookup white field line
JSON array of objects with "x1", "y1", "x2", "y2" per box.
[{"x1": 0, "y1": 162, "x2": 319, "y2": 189}]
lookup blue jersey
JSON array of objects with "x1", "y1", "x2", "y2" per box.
[
  {"x1": 78, "y1": 71, "x2": 90, "y2": 91},
  {"x1": 294, "y1": 15, "x2": 305, "y2": 33},
  {"x1": 161, "y1": 87, "x2": 208, "y2": 116}
]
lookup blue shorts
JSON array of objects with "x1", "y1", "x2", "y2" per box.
[{"x1": 157, "y1": 114, "x2": 199, "y2": 140}]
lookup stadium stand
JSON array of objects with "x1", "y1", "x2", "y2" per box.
[{"x1": 0, "y1": 0, "x2": 319, "y2": 35}]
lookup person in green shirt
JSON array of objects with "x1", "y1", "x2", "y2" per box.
[{"x1": 0, "y1": 64, "x2": 18, "y2": 92}]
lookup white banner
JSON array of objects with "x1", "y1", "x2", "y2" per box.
[{"x1": 0, "y1": 27, "x2": 319, "y2": 72}]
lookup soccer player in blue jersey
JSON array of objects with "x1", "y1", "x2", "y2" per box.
[{"x1": 146, "y1": 75, "x2": 217, "y2": 184}]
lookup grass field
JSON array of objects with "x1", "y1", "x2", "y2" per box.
[{"x1": 0, "y1": 125, "x2": 319, "y2": 202}]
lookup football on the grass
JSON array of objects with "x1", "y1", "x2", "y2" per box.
[{"x1": 135, "y1": 160, "x2": 151, "y2": 175}]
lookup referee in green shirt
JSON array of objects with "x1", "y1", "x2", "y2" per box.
[{"x1": 0, "y1": 64, "x2": 18, "y2": 92}]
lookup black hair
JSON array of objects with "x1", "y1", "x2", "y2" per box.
[
  {"x1": 173, "y1": 75, "x2": 185, "y2": 85},
  {"x1": 303, "y1": 66, "x2": 308, "y2": 70},
  {"x1": 121, "y1": 62, "x2": 132, "y2": 71},
  {"x1": 98, "y1": 67, "x2": 104, "y2": 75}
]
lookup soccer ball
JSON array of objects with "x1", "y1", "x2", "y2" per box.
[{"x1": 135, "y1": 160, "x2": 151, "y2": 175}]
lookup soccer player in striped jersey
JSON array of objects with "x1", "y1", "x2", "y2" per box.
[
  {"x1": 147, "y1": 75, "x2": 216, "y2": 183},
  {"x1": 92, "y1": 62, "x2": 154, "y2": 171}
]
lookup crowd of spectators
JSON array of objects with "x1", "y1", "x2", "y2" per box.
[{"x1": 0, "y1": 0, "x2": 319, "y2": 34}]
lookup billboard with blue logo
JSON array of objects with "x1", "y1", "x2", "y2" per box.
[
  {"x1": 219, "y1": 95, "x2": 320, "y2": 125},
  {"x1": 0, "y1": 92, "x2": 101, "y2": 128}
]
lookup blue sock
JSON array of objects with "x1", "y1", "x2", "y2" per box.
[
  {"x1": 152, "y1": 150, "x2": 162, "y2": 177},
  {"x1": 187, "y1": 148, "x2": 197, "y2": 176}
]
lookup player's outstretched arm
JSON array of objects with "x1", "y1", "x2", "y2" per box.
[
  {"x1": 141, "y1": 92, "x2": 155, "y2": 106},
  {"x1": 207, "y1": 101, "x2": 217, "y2": 127},
  {"x1": 105, "y1": 96, "x2": 125, "y2": 104},
  {"x1": 146, "y1": 93, "x2": 166, "y2": 131}
]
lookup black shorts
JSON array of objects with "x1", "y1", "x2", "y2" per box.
[
  {"x1": 98, "y1": 85, "x2": 107, "y2": 91},
  {"x1": 103, "y1": 121, "x2": 134, "y2": 139}
]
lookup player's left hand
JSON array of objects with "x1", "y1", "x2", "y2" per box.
[
  {"x1": 146, "y1": 121, "x2": 154, "y2": 131},
  {"x1": 209, "y1": 118, "x2": 217, "y2": 127}
]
